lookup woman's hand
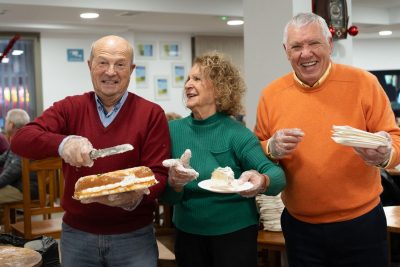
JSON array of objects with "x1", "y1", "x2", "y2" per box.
[
  {"x1": 162, "y1": 149, "x2": 199, "y2": 192},
  {"x1": 237, "y1": 170, "x2": 269, "y2": 198}
]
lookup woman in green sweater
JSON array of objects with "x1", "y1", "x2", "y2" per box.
[{"x1": 161, "y1": 52, "x2": 286, "y2": 267}]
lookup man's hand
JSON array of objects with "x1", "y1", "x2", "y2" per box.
[
  {"x1": 162, "y1": 149, "x2": 199, "y2": 192},
  {"x1": 237, "y1": 170, "x2": 269, "y2": 198},
  {"x1": 61, "y1": 136, "x2": 94, "y2": 167},
  {"x1": 269, "y1": 128, "x2": 304, "y2": 159},
  {"x1": 354, "y1": 131, "x2": 392, "y2": 166},
  {"x1": 80, "y1": 188, "x2": 150, "y2": 211}
]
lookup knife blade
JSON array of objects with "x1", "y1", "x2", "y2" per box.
[{"x1": 89, "y1": 144, "x2": 134, "y2": 160}]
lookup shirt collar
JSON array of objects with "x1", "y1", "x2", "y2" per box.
[
  {"x1": 95, "y1": 91, "x2": 128, "y2": 117},
  {"x1": 293, "y1": 62, "x2": 332, "y2": 88}
]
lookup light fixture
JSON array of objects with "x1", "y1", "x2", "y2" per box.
[
  {"x1": 1, "y1": 57, "x2": 9, "y2": 63},
  {"x1": 227, "y1": 19, "x2": 244, "y2": 26},
  {"x1": 379, "y1": 30, "x2": 392, "y2": 36},
  {"x1": 80, "y1": 12, "x2": 99, "y2": 19},
  {"x1": 12, "y1": 50, "x2": 24, "y2": 56}
]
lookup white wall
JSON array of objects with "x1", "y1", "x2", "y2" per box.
[
  {"x1": 40, "y1": 31, "x2": 192, "y2": 117},
  {"x1": 39, "y1": 31, "x2": 400, "y2": 124},
  {"x1": 243, "y1": 0, "x2": 311, "y2": 130},
  {"x1": 352, "y1": 37, "x2": 400, "y2": 71}
]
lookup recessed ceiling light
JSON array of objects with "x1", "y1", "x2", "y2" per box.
[
  {"x1": 80, "y1": 12, "x2": 99, "y2": 19},
  {"x1": 1, "y1": 57, "x2": 9, "y2": 63},
  {"x1": 12, "y1": 50, "x2": 24, "y2": 56},
  {"x1": 227, "y1": 19, "x2": 244, "y2": 26},
  {"x1": 379, "y1": 30, "x2": 392, "y2": 36}
]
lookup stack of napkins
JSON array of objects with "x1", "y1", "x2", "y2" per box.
[
  {"x1": 256, "y1": 193, "x2": 284, "y2": 232},
  {"x1": 331, "y1": 125, "x2": 389, "y2": 149}
]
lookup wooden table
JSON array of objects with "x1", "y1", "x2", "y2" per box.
[
  {"x1": 384, "y1": 206, "x2": 400, "y2": 266},
  {"x1": 386, "y1": 168, "x2": 400, "y2": 176},
  {"x1": 257, "y1": 230, "x2": 285, "y2": 267},
  {"x1": 0, "y1": 246, "x2": 42, "y2": 267},
  {"x1": 384, "y1": 206, "x2": 400, "y2": 234}
]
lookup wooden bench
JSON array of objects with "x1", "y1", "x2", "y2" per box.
[{"x1": 257, "y1": 230, "x2": 285, "y2": 267}]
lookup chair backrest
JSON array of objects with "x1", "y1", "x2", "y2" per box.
[
  {"x1": 11, "y1": 157, "x2": 64, "y2": 240},
  {"x1": 154, "y1": 200, "x2": 176, "y2": 264},
  {"x1": 154, "y1": 200, "x2": 174, "y2": 236}
]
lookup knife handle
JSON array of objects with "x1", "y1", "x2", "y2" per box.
[{"x1": 89, "y1": 150, "x2": 99, "y2": 160}]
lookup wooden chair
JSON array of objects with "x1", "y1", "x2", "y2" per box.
[
  {"x1": 154, "y1": 200, "x2": 176, "y2": 267},
  {"x1": 9, "y1": 157, "x2": 64, "y2": 240},
  {"x1": 2, "y1": 200, "x2": 25, "y2": 233}
]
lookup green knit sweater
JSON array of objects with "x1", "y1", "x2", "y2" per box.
[{"x1": 161, "y1": 112, "x2": 285, "y2": 235}]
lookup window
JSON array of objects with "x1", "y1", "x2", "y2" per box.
[{"x1": 0, "y1": 33, "x2": 41, "y2": 128}]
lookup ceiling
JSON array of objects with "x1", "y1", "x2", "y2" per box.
[{"x1": 0, "y1": 0, "x2": 399, "y2": 39}]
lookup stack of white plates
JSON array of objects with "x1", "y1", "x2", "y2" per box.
[
  {"x1": 331, "y1": 125, "x2": 389, "y2": 149},
  {"x1": 256, "y1": 193, "x2": 284, "y2": 232}
]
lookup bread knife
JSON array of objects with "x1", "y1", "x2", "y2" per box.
[{"x1": 89, "y1": 144, "x2": 134, "y2": 159}]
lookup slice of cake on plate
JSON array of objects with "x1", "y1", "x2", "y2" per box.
[{"x1": 210, "y1": 166, "x2": 235, "y2": 189}]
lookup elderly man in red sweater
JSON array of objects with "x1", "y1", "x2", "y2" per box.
[
  {"x1": 11, "y1": 35, "x2": 170, "y2": 267},
  {"x1": 255, "y1": 13, "x2": 400, "y2": 266}
]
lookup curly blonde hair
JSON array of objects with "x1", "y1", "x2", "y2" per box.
[{"x1": 192, "y1": 51, "x2": 246, "y2": 116}]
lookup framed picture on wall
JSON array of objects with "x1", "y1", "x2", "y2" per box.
[
  {"x1": 135, "y1": 41, "x2": 156, "y2": 59},
  {"x1": 154, "y1": 76, "x2": 170, "y2": 100},
  {"x1": 160, "y1": 41, "x2": 181, "y2": 59},
  {"x1": 135, "y1": 63, "x2": 148, "y2": 89},
  {"x1": 172, "y1": 63, "x2": 186, "y2": 88}
]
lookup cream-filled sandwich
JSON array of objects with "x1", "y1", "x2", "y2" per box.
[{"x1": 73, "y1": 166, "x2": 157, "y2": 200}]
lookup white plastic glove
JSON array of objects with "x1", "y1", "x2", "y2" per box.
[
  {"x1": 353, "y1": 131, "x2": 392, "y2": 166},
  {"x1": 162, "y1": 149, "x2": 199, "y2": 192},
  {"x1": 61, "y1": 136, "x2": 94, "y2": 167},
  {"x1": 80, "y1": 188, "x2": 150, "y2": 211},
  {"x1": 269, "y1": 128, "x2": 304, "y2": 159},
  {"x1": 237, "y1": 170, "x2": 269, "y2": 198}
]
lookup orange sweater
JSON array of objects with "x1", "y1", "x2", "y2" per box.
[{"x1": 254, "y1": 63, "x2": 400, "y2": 223}]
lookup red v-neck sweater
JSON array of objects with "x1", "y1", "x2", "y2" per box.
[{"x1": 11, "y1": 91, "x2": 171, "y2": 234}]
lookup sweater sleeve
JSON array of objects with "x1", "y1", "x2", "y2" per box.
[
  {"x1": 362, "y1": 73, "x2": 400, "y2": 168},
  {"x1": 234, "y1": 125, "x2": 286, "y2": 196},
  {"x1": 254, "y1": 89, "x2": 271, "y2": 156},
  {"x1": 11, "y1": 99, "x2": 70, "y2": 159},
  {"x1": 160, "y1": 183, "x2": 184, "y2": 204}
]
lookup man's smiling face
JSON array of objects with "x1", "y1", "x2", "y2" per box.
[{"x1": 284, "y1": 22, "x2": 333, "y2": 86}]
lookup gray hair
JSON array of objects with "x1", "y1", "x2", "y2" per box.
[
  {"x1": 283, "y1": 13, "x2": 331, "y2": 45},
  {"x1": 6, "y1": 109, "x2": 30, "y2": 129}
]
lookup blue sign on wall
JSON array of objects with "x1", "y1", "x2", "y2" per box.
[{"x1": 67, "y1": 49, "x2": 84, "y2": 62}]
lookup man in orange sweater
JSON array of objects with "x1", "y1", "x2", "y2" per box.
[{"x1": 254, "y1": 12, "x2": 400, "y2": 266}]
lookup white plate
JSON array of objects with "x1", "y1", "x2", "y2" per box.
[
  {"x1": 24, "y1": 240, "x2": 43, "y2": 250},
  {"x1": 331, "y1": 137, "x2": 383, "y2": 149},
  {"x1": 198, "y1": 179, "x2": 253, "y2": 193}
]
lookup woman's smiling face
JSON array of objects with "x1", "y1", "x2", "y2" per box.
[{"x1": 184, "y1": 64, "x2": 217, "y2": 119}]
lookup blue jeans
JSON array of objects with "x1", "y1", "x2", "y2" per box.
[{"x1": 61, "y1": 222, "x2": 158, "y2": 267}]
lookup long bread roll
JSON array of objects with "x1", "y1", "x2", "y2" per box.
[{"x1": 73, "y1": 166, "x2": 157, "y2": 200}]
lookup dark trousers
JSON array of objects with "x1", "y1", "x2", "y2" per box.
[
  {"x1": 174, "y1": 225, "x2": 258, "y2": 267},
  {"x1": 281, "y1": 203, "x2": 388, "y2": 267}
]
